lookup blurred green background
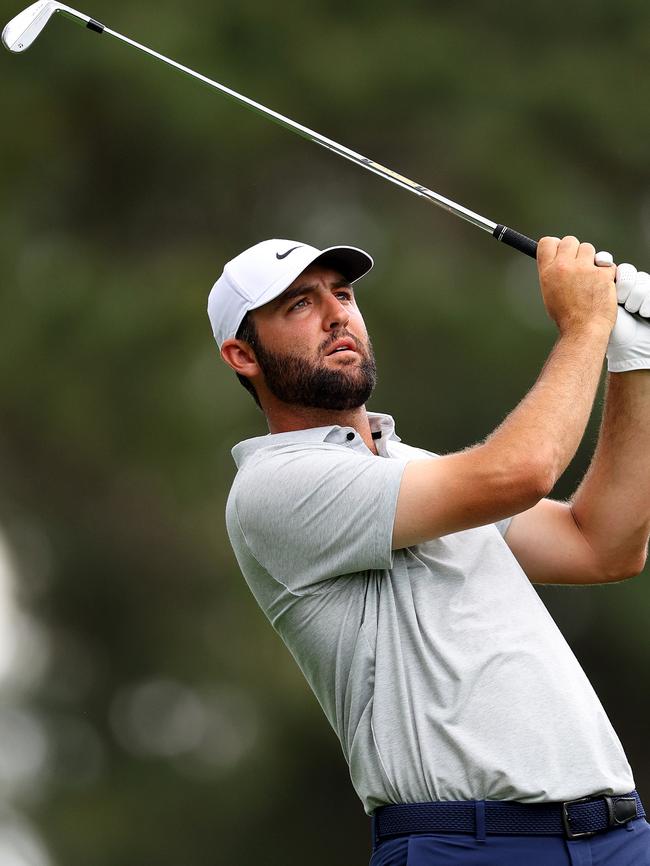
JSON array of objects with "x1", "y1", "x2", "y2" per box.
[{"x1": 1, "y1": 0, "x2": 649, "y2": 863}]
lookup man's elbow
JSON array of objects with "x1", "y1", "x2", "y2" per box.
[
  {"x1": 477, "y1": 444, "x2": 555, "y2": 515},
  {"x1": 517, "y1": 457, "x2": 556, "y2": 509},
  {"x1": 600, "y1": 550, "x2": 647, "y2": 583}
]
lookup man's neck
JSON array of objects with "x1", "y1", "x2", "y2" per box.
[{"x1": 265, "y1": 404, "x2": 378, "y2": 455}]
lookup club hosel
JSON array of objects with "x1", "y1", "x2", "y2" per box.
[{"x1": 58, "y1": 4, "x2": 102, "y2": 31}]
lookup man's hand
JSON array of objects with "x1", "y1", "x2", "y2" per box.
[
  {"x1": 537, "y1": 236, "x2": 618, "y2": 336},
  {"x1": 607, "y1": 263, "x2": 650, "y2": 372}
]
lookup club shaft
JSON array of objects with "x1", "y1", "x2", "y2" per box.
[{"x1": 99, "y1": 25, "x2": 497, "y2": 235}]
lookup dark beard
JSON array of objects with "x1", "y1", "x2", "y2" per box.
[{"x1": 253, "y1": 333, "x2": 377, "y2": 411}]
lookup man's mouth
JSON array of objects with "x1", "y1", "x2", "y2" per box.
[{"x1": 326, "y1": 338, "x2": 358, "y2": 356}]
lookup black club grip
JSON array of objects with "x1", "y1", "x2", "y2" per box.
[
  {"x1": 493, "y1": 224, "x2": 538, "y2": 259},
  {"x1": 493, "y1": 224, "x2": 650, "y2": 323}
]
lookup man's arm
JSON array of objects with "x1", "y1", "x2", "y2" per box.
[
  {"x1": 504, "y1": 370, "x2": 650, "y2": 583},
  {"x1": 392, "y1": 236, "x2": 618, "y2": 549}
]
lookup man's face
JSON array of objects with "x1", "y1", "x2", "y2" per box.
[{"x1": 249, "y1": 264, "x2": 377, "y2": 411}]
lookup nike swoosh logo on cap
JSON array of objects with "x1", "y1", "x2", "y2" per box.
[{"x1": 276, "y1": 245, "x2": 302, "y2": 260}]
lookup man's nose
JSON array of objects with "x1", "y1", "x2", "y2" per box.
[{"x1": 323, "y1": 296, "x2": 350, "y2": 330}]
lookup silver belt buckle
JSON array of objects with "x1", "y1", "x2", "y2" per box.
[{"x1": 562, "y1": 796, "x2": 598, "y2": 840}]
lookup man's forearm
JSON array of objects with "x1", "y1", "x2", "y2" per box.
[
  {"x1": 484, "y1": 324, "x2": 610, "y2": 491},
  {"x1": 570, "y1": 370, "x2": 650, "y2": 575}
]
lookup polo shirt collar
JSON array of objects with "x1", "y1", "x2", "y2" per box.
[{"x1": 232, "y1": 411, "x2": 401, "y2": 468}]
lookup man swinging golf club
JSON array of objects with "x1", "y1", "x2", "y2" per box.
[
  {"x1": 209, "y1": 236, "x2": 650, "y2": 865},
  {"x1": 3, "y1": 3, "x2": 648, "y2": 861}
]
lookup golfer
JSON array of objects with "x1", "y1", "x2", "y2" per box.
[{"x1": 208, "y1": 235, "x2": 650, "y2": 865}]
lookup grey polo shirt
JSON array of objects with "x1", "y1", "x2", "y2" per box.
[{"x1": 225, "y1": 411, "x2": 634, "y2": 815}]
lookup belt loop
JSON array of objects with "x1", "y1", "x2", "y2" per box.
[{"x1": 474, "y1": 800, "x2": 486, "y2": 843}]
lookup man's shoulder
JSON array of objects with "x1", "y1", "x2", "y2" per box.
[
  {"x1": 233, "y1": 439, "x2": 349, "y2": 482},
  {"x1": 228, "y1": 434, "x2": 435, "y2": 511},
  {"x1": 227, "y1": 439, "x2": 350, "y2": 513}
]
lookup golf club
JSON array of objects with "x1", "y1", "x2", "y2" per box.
[{"x1": 3, "y1": 2, "x2": 628, "y2": 283}]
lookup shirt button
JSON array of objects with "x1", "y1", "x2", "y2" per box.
[{"x1": 346, "y1": 432, "x2": 355, "y2": 441}]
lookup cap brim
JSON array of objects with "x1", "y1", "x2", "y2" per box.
[
  {"x1": 248, "y1": 244, "x2": 374, "y2": 315},
  {"x1": 312, "y1": 245, "x2": 374, "y2": 284}
]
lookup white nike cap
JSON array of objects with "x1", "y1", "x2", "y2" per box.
[{"x1": 207, "y1": 238, "x2": 374, "y2": 349}]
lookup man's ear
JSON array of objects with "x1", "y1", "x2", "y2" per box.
[{"x1": 220, "y1": 339, "x2": 259, "y2": 377}]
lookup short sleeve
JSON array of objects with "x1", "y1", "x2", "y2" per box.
[
  {"x1": 232, "y1": 445, "x2": 409, "y2": 594},
  {"x1": 494, "y1": 516, "x2": 513, "y2": 537}
]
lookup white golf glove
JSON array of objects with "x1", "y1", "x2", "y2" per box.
[{"x1": 606, "y1": 263, "x2": 650, "y2": 372}]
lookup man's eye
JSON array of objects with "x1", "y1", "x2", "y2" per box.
[
  {"x1": 336, "y1": 292, "x2": 352, "y2": 302},
  {"x1": 290, "y1": 298, "x2": 309, "y2": 311}
]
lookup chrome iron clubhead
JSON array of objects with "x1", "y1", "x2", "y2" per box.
[{"x1": 2, "y1": 1, "x2": 99, "y2": 52}]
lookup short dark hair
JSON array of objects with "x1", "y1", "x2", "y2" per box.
[{"x1": 235, "y1": 312, "x2": 262, "y2": 409}]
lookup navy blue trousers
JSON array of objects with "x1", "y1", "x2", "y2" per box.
[{"x1": 369, "y1": 818, "x2": 650, "y2": 865}]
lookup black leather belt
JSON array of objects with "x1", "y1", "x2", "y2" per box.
[{"x1": 371, "y1": 791, "x2": 644, "y2": 843}]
